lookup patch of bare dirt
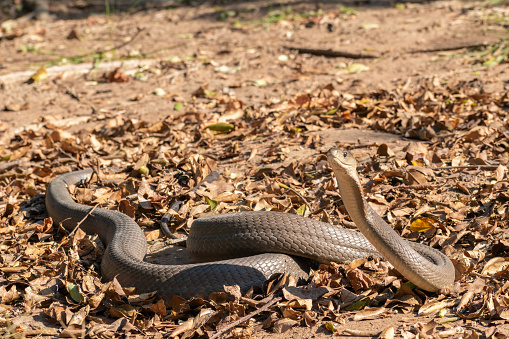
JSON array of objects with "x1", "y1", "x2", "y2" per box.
[{"x1": 1, "y1": 0, "x2": 508, "y2": 128}]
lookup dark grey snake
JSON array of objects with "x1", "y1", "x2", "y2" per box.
[{"x1": 45, "y1": 148, "x2": 455, "y2": 301}]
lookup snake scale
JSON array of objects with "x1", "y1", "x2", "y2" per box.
[{"x1": 45, "y1": 148, "x2": 455, "y2": 301}]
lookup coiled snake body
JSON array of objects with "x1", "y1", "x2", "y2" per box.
[{"x1": 45, "y1": 149, "x2": 454, "y2": 301}]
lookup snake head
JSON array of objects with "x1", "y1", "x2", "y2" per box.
[{"x1": 327, "y1": 148, "x2": 357, "y2": 170}]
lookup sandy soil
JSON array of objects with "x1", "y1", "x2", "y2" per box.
[{"x1": 1, "y1": 0, "x2": 508, "y2": 130}]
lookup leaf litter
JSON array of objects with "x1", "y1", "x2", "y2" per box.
[{"x1": 0, "y1": 77, "x2": 509, "y2": 338}]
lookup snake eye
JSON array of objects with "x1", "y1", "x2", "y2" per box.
[{"x1": 343, "y1": 151, "x2": 347, "y2": 158}]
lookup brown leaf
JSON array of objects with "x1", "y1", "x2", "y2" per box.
[
  {"x1": 379, "y1": 326, "x2": 395, "y2": 339},
  {"x1": 418, "y1": 299, "x2": 456, "y2": 315},
  {"x1": 172, "y1": 295, "x2": 189, "y2": 314},
  {"x1": 66, "y1": 28, "x2": 81, "y2": 40},
  {"x1": 263, "y1": 273, "x2": 296, "y2": 296},
  {"x1": 377, "y1": 144, "x2": 395, "y2": 157},
  {"x1": 223, "y1": 285, "x2": 242, "y2": 301},
  {"x1": 353, "y1": 307, "x2": 388, "y2": 321},
  {"x1": 109, "y1": 304, "x2": 136, "y2": 318},
  {"x1": 346, "y1": 268, "x2": 376, "y2": 293},
  {"x1": 150, "y1": 299, "x2": 167, "y2": 317},
  {"x1": 281, "y1": 307, "x2": 302, "y2": 320},
  {"x1": 247, "y1": 148, "x2": 258, "y2": 162},
  {"x1": 87, "y1": 318, "x2": 138, "y2": 337},
  {"x1": 405, "y1": 169, "x2": 429, "y2": 185},
  {"x1": 262, "y1": 312, "x2": 279, "y2": 329},
  {"x1": 170, "y1": 318, "x2": 194, "y2": 338},
  {"x1": 481, "y1": 257, "x2": 509, "y2": 275},
  {"x1": 106, "y1": 68, "x2": 130, "y2": 83},
  {"x1": 60, "y1": 324, "x2": 86, "y2": 338},
  {"x1": 35, "y1": 217, "x2": 53, "y2": 233},
  {"x1": 32, "y1": 166, "x2": 53, "y2": 178},
  {"x1": 69, "y1": 305, "x2": 89, "y2": 326},
  {"x1": 457, "y1": 278, "x2": 485, "y2": 312},
  {"x1": 74, "y1": 188, "x2": 95, "y2": 204},
  {"x1": 303, "y1": 310, "x2": 317, "y2": 327},
  {"x1": 282, "y1": 286, "x2": 331, "y2": 301},
  {"x1": 1, "y1": 285, "x2": 20, "y2": 303},
  {"x1": 417, "y1": 319, "x2": 438, "y2": 338},
  {"x1": 345, "y1": 258, "x2": 368, "y2": 271},
  {"x1": 464, "y1": 126, "x2": 492, "y2": 142},
  {"x1": 272, "y1": 318, "x2": 298, "y2": 333},
  {"x1": 118, "y1": 200, "x2": 135, "y2": 218},
  {"x1": 496, "y1": 164, "x2": 508, "y2": 182},
  {"x1": 50, "y1": 129, "x2": 76, "y2": 142},
  {"x1": 44, "y1": 302, "x2": 67, "y2": 323},
  {"x1": 88, "y1": 291, "x2": 106, "y2": 309}
]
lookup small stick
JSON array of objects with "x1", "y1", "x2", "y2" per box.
[
  {"x1": 348, "y1": 143, "x2": 380, "y2": 150},
  {"x1": 55, "y1": 145, "x2": 79, "y2": 163},
  {"x1": 68, "y1": 204, "x2": 98, "y2": 238},
  {"x1": 432, "y1": 165, "x2": 500, "y2": 171},
  {"x1": 165, "y1": 65, "x2": 201, "y2": 82},
  {"x1": 390, "y1": 184, "x2": 435, "y2": 191},
  {"x1": 342, "y1": 328, "x2": 383, "y2": 336},
  {"x1": 472, "y1": 272, "x2": 505, "y2": 281},
  {"x1": 54, "y1": 204, "x2": 98, "y2": 252},
  {"x1": 287, "y1": 187, "x2": 313, "y2": 213},
  {"x1": 54, "y1": 80, "x2": 97, "y2": 114},
  {"x1": 342, "y1": 220, "x2": 357, "y2": 229},
  {"x1": 0, "y1": 160, "x2": 26, "y2": 173},
  {"x1": 12, "y1": 328, "x2": 60, "y2": 337},
  {"x1": 210, "y1": 297, "x2": 281, "y2": 339},
  {"x1": 107, "y1": 27, "x2": 145, "y2": 53},
  {"x1": 499, "y1": 227, "x2": 509, "y2": 239},
  {"x1": 410, "y1": 42, "x2": 490, "y2": 54},
  {"x1": 284, "y1": 46, "x2": 379, "y2": 59},
  {"x1": 89, "y1": 162, "x2": 103, "y2": 185}
]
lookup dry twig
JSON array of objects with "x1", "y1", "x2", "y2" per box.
[
  {"x1": 284, "y1": 46, "x2": 379, "y2": 59},
  {"x1": 410, "y1": 42, "x2": 490, "y2": 54},
  {"x1": 286, "y1": 186, "x2": 313, "y2": 213},
  {"x1": 210, "y1": 297, "x2": 282, "y2": 339},
  {"x1": 432, "y1": 165, "x2": 500, "y2": 171}
]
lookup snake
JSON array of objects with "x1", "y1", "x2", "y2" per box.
[{"x1": 45, "y1": 148, "x2": 455, "y2": 302}]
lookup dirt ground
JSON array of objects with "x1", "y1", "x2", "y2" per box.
[
  {"x1": 1, "y1": 0, "x2": 508, "y2": 129},
  {"x1": 1, "y1": 0, "x2": 509, "y2": 338}
]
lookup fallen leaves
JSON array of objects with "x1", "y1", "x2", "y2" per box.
[
  {"x1": 106, "y1": 68, "x2": 130, "y2": 83},
  {"x1": 1, "y1": 72, "x2": 509, "y2": 338}
]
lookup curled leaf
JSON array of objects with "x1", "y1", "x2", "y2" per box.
[
  {"x1": 296, "y1": 204, "x2": 310, "y2": 217},
  {"x1": 353, "y1": 307, "x2": 388, "y2": 321},
  {"x1": 418, "y1": 299, "x2": 456, "y2": 315},
  {"x1": 346, "y1": 63, "x2": 369, "y2": 74},
  {"x1": 205, "y1": 197, "x2": 218, "y2": 210},
  {"x1": 30, "y1": 65, "x2": 47, "y2": 82},
  {"x1": 67, "y1": 282, "x2": 84, "y2": 303},
  {"x1": 325, "y1": 322, "x2": 338, "y2": 333},
  {"x1": 344, "y1": 297, "x2": 371, "y2": 311},
  {"x1": 205, "y1": 123, "x2": 235, "y2": 133},
  {"x1": 410, "y1": 218, "x2": 434, "y2": 232},
  {"x1": 481, "y1": 257, "x2": 509, "y2": 275}
]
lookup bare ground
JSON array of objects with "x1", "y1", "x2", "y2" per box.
[{"x1": 1, "y1": 0, "x2": 508, "y2": 129}]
